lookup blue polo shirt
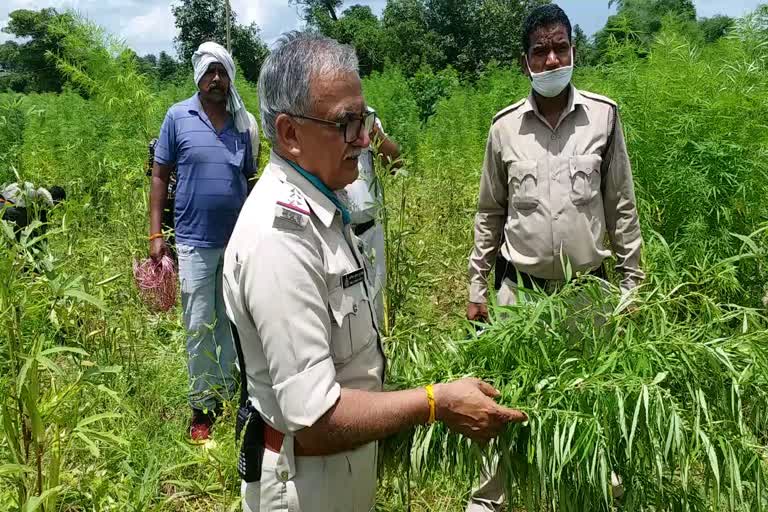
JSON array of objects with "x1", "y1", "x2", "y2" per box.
[{"x1": 154, "y1": 94, "x2": 254, "y2": 248}]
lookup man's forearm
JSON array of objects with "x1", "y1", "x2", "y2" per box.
[
  {"x1": 149, "y1": 164, "x2": 170, "y2": 235},
  {"x1": 295, "y1": 388, "x2": 428, "y2": 455}
]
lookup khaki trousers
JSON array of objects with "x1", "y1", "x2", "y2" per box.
[{"x1": 243, "y1": 442, "x2": 377, "y2": 512}]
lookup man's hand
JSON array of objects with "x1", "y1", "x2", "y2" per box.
[
  {"x1": 150, "y1": 237, "x2": 169, "y2": 261},
  {"x1": 434, "y1": 378, "x2": 527, "y2": 442},
  {"x1": 467, "y1": 302, "x2": 489, "y2": 322}
]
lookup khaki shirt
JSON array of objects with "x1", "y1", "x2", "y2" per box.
[
  {"x1": 223, "y1": 152, "x2": 385, "y2": 438},
  {"x1": 469, "y1": 86, "x2": 644, "y2": 303}
]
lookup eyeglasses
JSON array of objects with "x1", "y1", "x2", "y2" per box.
[{"x1": 285, "y1": 110, "x2": 377, "y2": 143}]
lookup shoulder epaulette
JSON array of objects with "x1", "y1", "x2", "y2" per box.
[
  {"x1": 492, "y1": 98, "x2": 527, "y2": 124},
  {"x1": 273, "y1": 181, "x2": 310, "y2": 231},
  {"x1": 579, "y1": 90, "x2": 618, "y2": 108}
]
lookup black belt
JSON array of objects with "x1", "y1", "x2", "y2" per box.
[
  {"x1": 353, "y1": 219, "x2": 375, "y2": 236},
  {"x1": 494, "y1": 255, "x2": 605, "y2": 292}
]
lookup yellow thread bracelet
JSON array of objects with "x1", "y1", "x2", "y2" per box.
[
  {"x1": 148, "y1": 233, "x2": 164, "y2": 241},
  {"x1": 425, "y1": 384, "x2": 436, "y2": 424}
]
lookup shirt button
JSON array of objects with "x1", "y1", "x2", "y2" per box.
[
  {"x1": 551, "y1": 134, "x2": 558, "y2": 140},
  {"x1": 554, "y1": 214, "x2": 560, "y2": 220},
  {"x1": 353, "y1": 304, "x2": 359, "y2": 314},
  {"x1": 280, "y1": 471, "x2": 289, "y2": 481}
]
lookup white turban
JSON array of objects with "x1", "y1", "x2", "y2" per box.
[{"x1": 192, "y1": 41, "x2": 254, "y2": 135}]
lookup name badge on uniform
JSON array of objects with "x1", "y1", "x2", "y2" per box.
[{"x1": 342, "y1": 268, "x2": 364, "y2": 289}]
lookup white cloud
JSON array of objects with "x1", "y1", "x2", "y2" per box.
[
  {"x1": 121, "y1": 3, "x2": 177, "y2": 56},
  {"x1": 1, "y1": 0, "x2": 176, "y2": 55},
  {"x1": 233, "y1": 0, "x2": 302, "y2": 42}
]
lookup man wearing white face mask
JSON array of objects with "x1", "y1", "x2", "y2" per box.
[
  {"x1": 467, "y1": 4, "x2": 644, "y2": 325},
  {"x1": 465, "y1": 5, "x2": 643, "y2": 510}
]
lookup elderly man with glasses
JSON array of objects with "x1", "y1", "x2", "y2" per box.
[{"x1": 223, "y1": 32, "x2": 527, "y2": 512}]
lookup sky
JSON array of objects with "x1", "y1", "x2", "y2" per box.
[{"x1": 0, "y1": 0, "x2": 764, "y2": 58}]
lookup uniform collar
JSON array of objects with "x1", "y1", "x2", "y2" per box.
[
  {"x1": 267, "y1": 152, "x2": 344, "y2": 228},
  {"x1": 518, "y1": 85, "x2": 588, "y2": 120}
]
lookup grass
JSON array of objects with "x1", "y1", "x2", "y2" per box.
[{"x1": 2, "y1": 13, "x2": 768, "y2": 512}]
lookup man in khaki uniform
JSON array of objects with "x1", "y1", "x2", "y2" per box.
[
  {"x1": 465, "y1": 5, "x2": 643, "y2": 511},
  {"x1": 468, "y1": 4, "x2": 643, "y2": 321},
  {"x1": 223, "y1": 31, "x2": 527, "y2": 512}
]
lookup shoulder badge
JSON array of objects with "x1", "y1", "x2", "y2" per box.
[
  {"x1": 492, "y1": 98, "x2": 527, "y2": 125},
  {"x1": 273, "y1": 183, "x2": 310, "y2": 231},
  {"x1": 579, "y1": 90, "x2": 618, "y2": 108}
]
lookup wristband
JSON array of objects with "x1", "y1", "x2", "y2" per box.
[{"x1": 425, "y1": 384, "x2": 436, "y2": 424}]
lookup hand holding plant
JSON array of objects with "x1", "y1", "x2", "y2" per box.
[{"x1": 435, "y1": 378, "x2": 527, "y2": 442}]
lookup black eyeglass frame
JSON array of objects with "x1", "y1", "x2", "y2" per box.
[{"x1": 284, "y1": 110, "x2": 377, "y2": 143}]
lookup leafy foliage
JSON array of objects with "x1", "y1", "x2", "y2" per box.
[
  {"x1": 0, "y1": 9, "x2": 77, "y2": 93},
  {"x1": 172, "y1": 0, "x2": 269, "y2": 84},
  {"x1": 314, "y1": 0, "x2": 545, "y2": 77}
]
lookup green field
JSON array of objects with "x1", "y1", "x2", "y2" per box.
[{"x1": 2, "y1": 11, "x2": 768, "y2": 512}]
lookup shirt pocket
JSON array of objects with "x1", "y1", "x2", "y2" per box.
[
  {"x1": 569, "y1": 154, "x2": 602, "y2": 206},
  {"x1": 229, "y1": 146, "x2": 245, "y2": 171},
  {"x1": 327, "y1": 283, "x2": 375, "y2": 364},
  {"x1": 507, "y1": 160, "x2": 539, "y2": 211}
]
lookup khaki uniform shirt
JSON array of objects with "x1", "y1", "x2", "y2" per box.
[
  {"x1": 223, "y1": 152, "x2": 385, "y2": 484},
  {"x1": 469, "y1": 86, "x2": 644, "y2": 303}
]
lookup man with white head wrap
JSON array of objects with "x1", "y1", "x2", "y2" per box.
[
  {"x1": 149, "y1": 41, "x2": 258, "y2": 443},
  {"x1": 192, "y1": 42, "x2": 257, "y2": 142}
]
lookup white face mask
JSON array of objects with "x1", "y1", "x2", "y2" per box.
[{"x1": 526, "y1": 49, "x2": 574, "y2": 98}]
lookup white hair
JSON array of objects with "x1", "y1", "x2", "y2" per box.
[{"x1": 257, "y1": 31, "x2": 359, "y2": 144}]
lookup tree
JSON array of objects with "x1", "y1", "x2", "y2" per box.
[
  {"x1": 699, "y1": 15, "x2": 734, "y2": 43},
  {"x1": 573, "y1": 24, "x2": 597, "y2": 66},
  {"x1": 308, "y1": 0, "x2": 545, "y2": 77},
  {"x1": 314, "y1": 5, "x2": 387, "y2": 76},
  {"x1": 421, "y1": 0, "x2": 547, "y2": 75},
  {"x1": 291, "y1": 0, "x2": 343, "y2": 23},
  {"x1": 158, "y1": 51, "x2": 179, "y2": 82},
  {"x1": 0, "y1": 8, "x2": 77, "y2": 92},
  {"x1": 172, "y1": 0, "x2": 268, "y2": 83},
  {"x1": 595, "y1": 0, "x2": 697, "y2": 62},
  {"x1": 423, "y1": 0, "x2": 477, "y2": 71},
  {"x1": 231, "y1": 23, "x2": 270, "y2": 84},
  {"x1": 381, "y1": 0, "x2": 444, "y2": 75},
  {"x1": 135, "y1": 53, "x2": 158, "y2": 78},
  {"x1": 471, "y1": 0, "x2": 547, "y2": 69}
]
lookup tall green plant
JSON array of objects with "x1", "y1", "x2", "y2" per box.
[
  {"x1": 0, "y1": 221, "x2": 126, "y2": 512},
  {"x1": 387, "y1": 238, "x2": 768, "y2": 511}
]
